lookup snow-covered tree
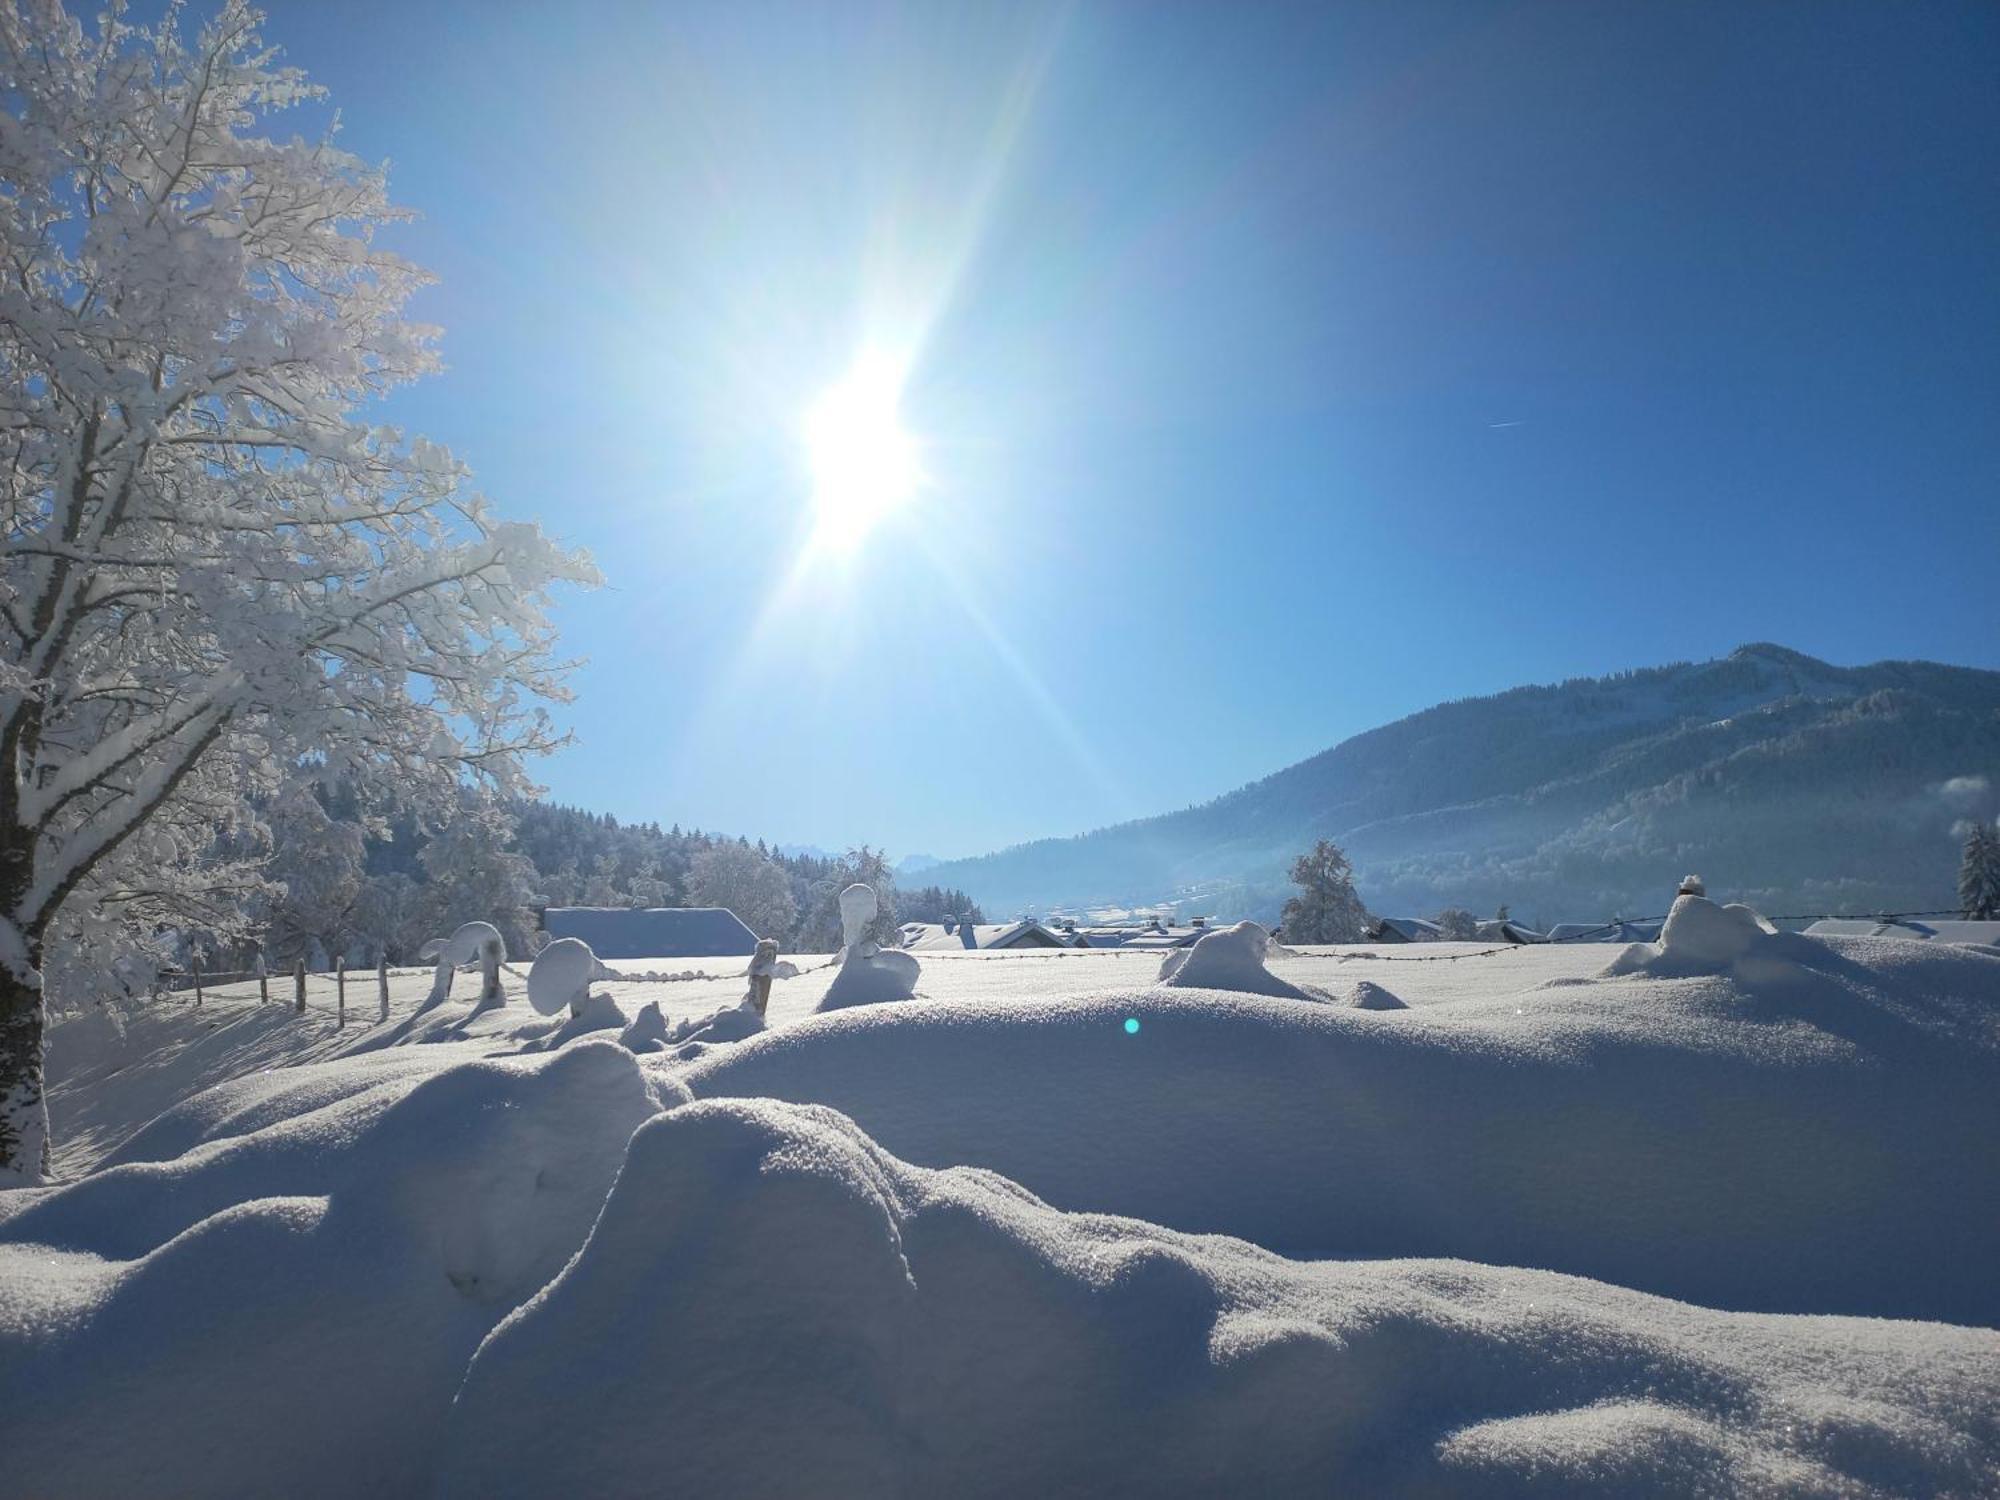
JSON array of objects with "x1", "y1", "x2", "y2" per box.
[
  {"x1": 417, "y1": 798, "x2": 539, "y2": 960},
  {"x1": 686, "y1": 840, "x2": 797, "y2": 941},
  {"x1": 1277, "y1": 840, "x2": 1371, "y2": 944},
  {"x1": 0, "y1": 3, "x2": 595, "y2": 1182},
  {"x1": 257, "y1": 787, "x2": 366, "y2": 965},
  {"x1": 1961, "y1": 821, "x2": 2000, "y2": 921},
  {"x1": 797, "y1": 847, "x2": 899, "y2": 952},
  {"x1": 1430, "y1": 907, "x2": 1479, "y2": 941}
]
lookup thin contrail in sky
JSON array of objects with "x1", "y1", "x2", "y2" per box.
[{"x1": 1488, "y1": 420, "x2": 1524, "y2": 429}]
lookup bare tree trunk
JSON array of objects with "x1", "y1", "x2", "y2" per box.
[{"x1": 0, "y1": 940, "x2": 50, "y2": 1186}]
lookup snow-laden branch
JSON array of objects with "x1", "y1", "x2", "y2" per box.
[{"x1": 0, "y1": 0, "x2": 600, "y2": 1177}]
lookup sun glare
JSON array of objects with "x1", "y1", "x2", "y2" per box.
[{"x1": 803, "y1": 353, "x2": 920, "y2": 549}]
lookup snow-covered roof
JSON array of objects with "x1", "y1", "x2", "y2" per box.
[
  {"x1": 901, "y1": 920, "x2": 1067, "y2": 951},
  {"x1": 1804, "y1": 918, "x2": 2000, "y2": 946},
  {"x1": 541, "y1": 906, "x2": 760, "y2": 959},
  {"x1": 1474, "y1": 919, "x2": 1544, "y2": 944},
  {"x1": 1113, "y1": 927, "x2": 1210, "y2": 950},
  {"x1": 1369, "y1": 917, "x2": 1444, "y2": 943},
  {"x1": 1069, "y1": 928, "x2": 1137, "y2": 948}
]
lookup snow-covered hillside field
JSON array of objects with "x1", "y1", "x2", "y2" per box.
[{"x1": 6, "y1": 919, "x2": 2000, "y2": 1497}]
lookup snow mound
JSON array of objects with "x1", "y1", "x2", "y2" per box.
[
  {"x1": 526, "y1": 936, "x2": 616, "y2": 1017},
  {"x1": 1349, "y1": 980, "x2": 1408, "y2": 1010},
  {"x1": 817, "y1": 881, "x2": 922, "y2": 1011},
  {"x1": 667, "y1": 999, "x2": 768, "y2": 1052},
  {"x1": 101, "y1": 1046, "x2": 453, "y2": 1169},
  {"x1": 618, "y1": 999, "x2": 671, "y2": 1053},
  {"x1": 684, "y1": 944, "x2": 2000, "y2": 1325},
  {"x1": 0, "y1": 1041, "x2": 659, "y2": 1499},
  {"x1": 1157, "y1": 920, "x2": 1314, "y2": 1000},
  {"x1": 522, "y1": 990, "x2": 628, "y2": 1050},
  {"x1": 816, "y1": 946, "x2": 920, "y2": 1011},
  {"x1": 434, "y1": 1098, "x2": 2000, "y2": 1498},
  {"x1": 1607, "y1": 893, "x2": 1799, "y2": 981}
]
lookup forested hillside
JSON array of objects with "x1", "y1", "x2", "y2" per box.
[{"x1": 921, "y1": 646, "x2": 2000, "y2": 925}]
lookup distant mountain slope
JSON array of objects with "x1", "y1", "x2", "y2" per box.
[{"x1": 925, "y1": 645, "x2": 2000, "y2": 925}]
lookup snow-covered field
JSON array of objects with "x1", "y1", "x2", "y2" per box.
[{"x1": 5, "y1": 916, "x2": 1999, "y2": 1497}]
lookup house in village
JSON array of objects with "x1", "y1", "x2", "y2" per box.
[
  {"x1": 1475, "y1": 918, "x2": 1546, "y2": 944},
  {"x1": 1073, "y1": 915, "x2": 1216, "y2": 950},
  {"x1": 899, "y1": 917, "x2": 1070, "y2": 951},
  {"x1": 541, "y1": 906, "x2": 760, "y2": 959},
  {"x1": 1367, "y1": 917, "x2": 1445, "y2": 944}
]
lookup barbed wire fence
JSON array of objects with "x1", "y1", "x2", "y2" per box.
[
  {"x1": 148, "y1": 905, "x2": 1984, "y2": 1006},
  {"x1": 928, "y1": 906, "x2": 1983, "y2": 965}
]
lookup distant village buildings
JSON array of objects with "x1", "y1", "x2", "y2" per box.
[{"x1": 541, "y1": 906, "x2": 760, "y2": 959}]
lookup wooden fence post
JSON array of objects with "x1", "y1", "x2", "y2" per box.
[
  {"x1": 377, "y1": 956, "x2": 390, "y2": 1023},
  {"x1": 336, "y1": 957, "x2": 346, "y2": 1029},
  {"x1": 294, "y1": 957, "x2": 306, "y2": 1015},
  {"x1": 192, "y1": 957, "x2": 203, "y2": 1008},
  {"x1": 258, "y1": 958, "x2": 269, "y2": 1005}
]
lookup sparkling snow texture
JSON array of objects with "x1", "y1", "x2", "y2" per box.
[{"x1": 3, "y1": 932, "x2": 1998, "y2": 1496}]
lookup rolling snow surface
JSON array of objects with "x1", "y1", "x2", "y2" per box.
[{"x1": 4, "y1": 926, "x2": 1998, "y2": 1496}]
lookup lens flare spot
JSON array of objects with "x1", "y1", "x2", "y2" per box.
[{"x1": 1123, "y1": 1016, "x2": 1140, "y2": 1035}]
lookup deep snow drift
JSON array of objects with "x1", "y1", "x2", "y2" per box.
[
  {"x1": 435, "y1": 1098, "x2": 2000, "y2": 1499},
  {"x1": 686, "y1": 932, "x2": 2000, "y2": 1326},
  {"x1": 1, "y1": 1042, "x2": 680, "y2": 1498},
  {"x1": 5, "y1": 928, "x2": 1999, "y2": 1496}
]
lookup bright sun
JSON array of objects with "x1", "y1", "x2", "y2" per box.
[{"x1": 803, "y1": 353, "x2": 920, "y2": 549}]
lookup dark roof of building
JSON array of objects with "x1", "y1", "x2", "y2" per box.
[
  {"x1": 1370, "y1": 917, "x2": 1444, "y2": 943},
  {"x1": 541, "y1": 906, "x2": 759, "y2": 959}
]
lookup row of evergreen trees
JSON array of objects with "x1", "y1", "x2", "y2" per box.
[{"x1": 228, "y1": 792, "x2": 986, "y2": 972}]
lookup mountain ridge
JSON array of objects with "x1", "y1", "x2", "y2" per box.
[{"x1": 922, "y1": 645, "x2": 2000, "y2": 924}]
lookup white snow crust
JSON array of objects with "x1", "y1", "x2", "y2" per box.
[{"x1": 4, "y1": 932, "x2": 1998, "y2": 1496}]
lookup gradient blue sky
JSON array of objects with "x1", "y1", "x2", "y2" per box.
[{"x1": 268, "y1": 0, "x2": 1998, "y2": 859}]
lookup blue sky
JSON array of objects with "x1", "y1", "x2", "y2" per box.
[{"x1": 268, "y1": 0, "x2": 1999, "y2": 859}]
